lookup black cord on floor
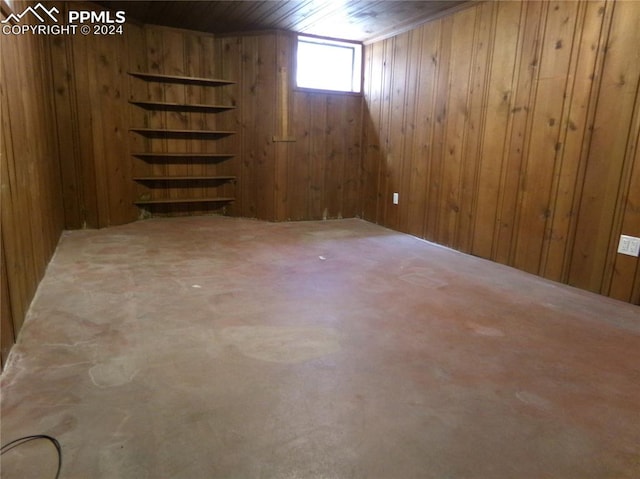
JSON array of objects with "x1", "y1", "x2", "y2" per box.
[{"x1": 1, "y1": 434, "x2": 62, "y2": 479}]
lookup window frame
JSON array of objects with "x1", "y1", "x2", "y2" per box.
[{"x1": 294, "y1": 34, "x2": 363, "y2": 96}]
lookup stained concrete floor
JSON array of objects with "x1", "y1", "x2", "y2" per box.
[{"x1": 1, "y1": 216, "x2": 639, "y2": 478}]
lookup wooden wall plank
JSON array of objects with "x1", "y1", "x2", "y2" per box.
[
  {"x1": 324, "y1": 95, "x2": 344, "y2": 218},
  {"x1": 274, "y1": 31, "x2": 291, "y2": 221},
  {"x1": 341, "y1": 94, "x2": 362, "y2": 219},
  {"x1": 405, "y1": 22, "x2": 440, "y2": 239},
  {"x1": 361, "y1": 40, "x2": 385, "y2": 221},
  {"x1": 239, "y1": 35, "x2": 259, "y2": 217},
  {"x1": 217, "y1": 35, "x2": 242, "y2": 216},
  {"x1": 1, "y1": 27, "x2": 29, "y2": 332},
  {"x1": 290, "y1": 92, "x2": 312, "y2": 220},
  {"x1": 1, "y1": 1, "x2": 65, "y2": 364},
  {"x1": 49, "y1": 35, "x2": 83, "y2": 228},
  {"x1": 436, "y1": 6, "x2": 476, "y2": 247},
  {"x1": 96, "y1": 24, "x2": 135, "y2": 225},
  {"x1": 68, "y1": 25, "x2": 100, "y2": 226},
  {"x1": 86, "y1": 32, "x2": 111, "y2": 225},
  {"x1": 253, "y1": 35, "x2": 277, "y2": 220},
  {"x1": 1, "y1": 241, "x2": 15, "y2": 368},
  {"x1": 309, "y1": 94, "x2": 328, "y2": 219},
  {"x1": 382, "y1": 32, "x2": 409, "y2": 230},
  {"x1": 375, "y1": 39, "x2": 395, "y2": 226},
  {"x1": 424, "y1": 16, "x2": 452, "y2": 242},
  {"x1": 457, "y1": 1, "x2": 494, "y2": 253},
  {"x1": 396, "y1": 27, "x2": 423, "y2": 235}
]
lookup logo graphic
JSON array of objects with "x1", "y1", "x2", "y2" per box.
[
  {"x1": 1, "y1": 3, "x2": 59, "y2": 23},
  {"x1": 2, "y1": 2, "x2": 125, "y2": 36}
]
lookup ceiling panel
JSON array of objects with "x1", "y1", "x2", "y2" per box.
[{"x1": 96, "y1": 1, "x2": 471, "y2": 42}]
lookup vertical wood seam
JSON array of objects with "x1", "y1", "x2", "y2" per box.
[
  {"x1": 66, "y1": 25, "x2": 85, "y2": 227},
  {"x1": 398, "y1": 30, "x2": 415, "y2": 231},
  {"x1": 423, "y1": 20, "x2": 446, "y2": 240},
  {"x1": 454, "y1": 6, "x2": 480, "y2": 249},
  {"x1": 407, "y1": 26, "x2": 425, "y2": 231},
  {"x1": 358, "y1": 51, "x2": 367, "y2": 218},
  {"x1": 434, "y1": 21, "x2": 452, "y2": 242},
  {"x1": 421, "y1": 22, "x2": 441, "y2": 240},
  {"x1": 376, "y1": 39, "x2": 390, "y2": 224},
  {"x1": 382, "y1": 37, "x2": 396, "y2": 226}
]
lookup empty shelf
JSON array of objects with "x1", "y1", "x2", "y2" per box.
[
  {"x1": 133, "y1": 176, "x2": 236, "y2": 181},
  {"x1": 132, "y1": 153, "x2": 234, "y2": 159},
  {"x1": 129, "y1": 100, "x2": 236, "y2": 112},
  {"x1": 130, "y1": 128, "x2": 235, "y2": 137},
  {"x1": 135, "y1": 197, "x2": 235, "y2": 205},
  {"x1": 128, "y1": 72, "x2": 235, "y2": 86}
]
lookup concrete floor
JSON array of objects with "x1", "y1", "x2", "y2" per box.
[{"x1": 1, "y1": 216, "x2": 639, "y2": 478}]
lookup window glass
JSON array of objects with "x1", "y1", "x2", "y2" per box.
[{"x1": 296, "y1": 36, "x2": 362, "y2": 93}]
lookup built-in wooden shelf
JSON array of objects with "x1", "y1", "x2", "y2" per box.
[
  {"x1": 134, "y1": 197, "x2": 235, "y2": 205},
  {"x1": 130, "y1": 128, "x2": 235, "y2": 138},
  {"x1": 132, "y1": 153, "x2": 234, "y2": 159},
  {"x1": 128, "y1": 72, "x2": 235, "y2": 86},
  {"x1": 129, "y1": 71, "x2": 237, "y2": 215},
  {"x1": 133, "y1": 176, "x2": 236, "y2": 182},
  {"x1": 129, "y1": 100, "x2": 236, "y2": 112}
]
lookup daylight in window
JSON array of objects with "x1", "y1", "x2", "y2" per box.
[{"x1": 296, "y1": 35, "x2": 362, "y2": 93}]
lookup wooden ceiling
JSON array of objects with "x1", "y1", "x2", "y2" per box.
[{"x1": 96, "y1": 1, "x2": 471, "y2": 42}]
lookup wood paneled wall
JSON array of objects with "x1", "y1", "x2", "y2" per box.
[
  {"x1": 125, "y1": 27, "x2": 362, "y2": 222},
  {"x1": 1, "y1": 1, "x2": 66, "y2": 366},
  {"x1": 49, "y1": 1, "x2": 138, "y2": 228},
  {"x1": 51, "y1": 15, "x2": 362, "y2": 225},
  {"x1": 362, "y1": 0, "x2": 640, "y2": 304},
  {"x1": 217, "y1": 31, "x2": 362, "y2": 221}
]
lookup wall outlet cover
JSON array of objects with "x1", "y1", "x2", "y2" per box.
[{"x1": 617, "y1": 235, "x2": 640, "y2": 257}]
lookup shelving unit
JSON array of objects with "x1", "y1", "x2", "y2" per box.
[{"x1": 128, "y1": 71, "x2": 237, "y2": 214}]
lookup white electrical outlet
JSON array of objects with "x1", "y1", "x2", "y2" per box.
[
  {"x1": 617, "y1": 235, "x2": 640, "y2": 257},
  {"x1": 393, "y1": 192, "x2": 399, "y2": 205}
]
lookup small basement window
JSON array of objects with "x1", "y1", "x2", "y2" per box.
[{"x1": 296, "y1": 35, "x2": 362, "y2": 93}]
